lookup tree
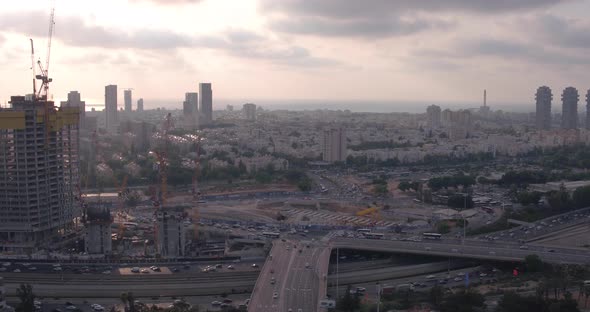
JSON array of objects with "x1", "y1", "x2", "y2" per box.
[
  {"x1": 336, "y1": 285, "x2": 360, "y2": 312},
  {"x1": 429, "y1": 285, "x2": 444, "y2": 309},
  {"x1": 437, "y1": 222, "x2": 451, "y2": 234},
  {"x1": 525, "y1": 254, "x2": 544, "y2": 272},
  {"x1": 447, "y1": 194, "x2": 474, "y2": 209},
  {"x1": 517, "y1": 191, "x2": 542, "y2": 206},
  {"x1": 439, "y1": 289, "x2": 485, "y2": 312},
  {"x1": 373, "y1": 184, "x2": 388, "y2": 195},
  {"x1": 15, "y1": 284, "x2": 35, "y2": 312},
  {"x1": 548, "y1": 186, "x2": 571, "y2": 211},
  {"x1": 573, "y1": 185, "x2": 590, "y2": 208},
  {"x1": 398, "y1": 181, "x2": 411, "y2": 192},
  {"x1": 125, "y1": 191, "x2": 141, "y2": 208},
  {"x1": 120, "y1": 292, "x2": 136, "y2": 312}
]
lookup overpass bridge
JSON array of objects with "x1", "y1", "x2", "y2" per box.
[{"x1": 330, "y1": 237, "x2": 590, "y2": 265}]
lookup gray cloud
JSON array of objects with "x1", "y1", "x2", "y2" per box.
[
  {"x1": 530, "y1": 14, "x2": 590, "y2": 49},
  {"x1": 0, "y1": 10, "x2": 337, "y2": 67},
  {"x1": 260, "y1": 0, "x2": 572, "y2": 38},
  {"x1": 417, "y1": 37, "x2": 590, "y2": 67},
  {"x1": 128, "y1": 0, "x2": 203, "y2": 5}
]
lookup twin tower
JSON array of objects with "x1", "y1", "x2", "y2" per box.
[{"x1": 535, "y1": 86, "x2": 590, "y2": 130}]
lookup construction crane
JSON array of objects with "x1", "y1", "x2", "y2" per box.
[
  {"x1": 29, "y1": 39, "x2": 37, "y2": 97},
  {"x1": 36, "y1": 1, "x2": 55, "y2": 100},
  {"x1": 113, "y1": 175, "x2": 129, "y2": 240}
]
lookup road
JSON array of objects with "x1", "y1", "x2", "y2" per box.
[
  {"x1": 330, "y1": 237, "x2": 590, "y2": 264},
  {"x1": 248, "y1": 240, "x2": 330, "y2": 312}
]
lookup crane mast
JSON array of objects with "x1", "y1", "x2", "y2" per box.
[{"x1": 29, "y1": 39, "x2": 37, "y2": 97}]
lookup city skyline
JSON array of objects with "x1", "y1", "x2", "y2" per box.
[{"x1": 2, "y1": 0, "x2": 590, "y2": 109}]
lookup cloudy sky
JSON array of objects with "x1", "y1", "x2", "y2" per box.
[{"x1": 1, "y1": 0, "x2": 590, "y2": 110}]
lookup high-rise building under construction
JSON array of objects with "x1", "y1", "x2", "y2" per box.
[{"x1": 0, "y1": 96, "x2": 81, "y2": 253}]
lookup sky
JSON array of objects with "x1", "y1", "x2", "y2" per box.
[{"x1": 1, "y1": 0, "x2": 590, "y2": 110}]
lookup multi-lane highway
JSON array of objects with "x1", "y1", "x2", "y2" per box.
[
  {"x1": 248, "y1": 240, "x2": 330, "y2": 312},
  {"x1": 330, "y1": 237, "x2": 590, "y2": 264}
]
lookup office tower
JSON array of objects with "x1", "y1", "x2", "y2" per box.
[
  {"x1": 137, "y1": 98, "x2": 144, "y2": 112},
  {"x1": 156, "y1": 207, "x2": 186, "y2": 257},
  {"x1": 448, "y1": 110, "x2": 472, "y2": 140},
  {"x1": 243, "y1": 103, "x2": 257, "y2": 121},
  {"x1": 124, "y1": 89, "x2": 132, "y2": 112},
  {"x1": 84, "y1": 205, "x2": 112, "y2": 255},
  {"x1": 0, "y1": 96, "x2": 80, "y2": 253},
  {"x1": 183, "y1": 92, "x2": 198, "y2": 116},
  {"x1": 586, "y1": 90, "x2": 590, "y2": 130},
  {"x1": 535, "y1": 86, "x2": 553, "y2": 131},
  {"x1": 561, "y1": 86, "x2": 579, "y2": 130},
  {"x1": 61, "y1": 91, "x2": 86, "y2": 130},
  {"x1": 105, "y1": 85, "x2": 118, "y2": 132},
  {"x1": 441, "y1": 109, "x2": 452, "y2": 127},
  {"x1": 426, "y1": 105, "x2": 441, "y2": 129},
  {"x1": 199, "y1": 83, "x2": 213, "y2": 124},
  {"x1": 227, "y1": 104, "x2": 234, "y2": 111},
  {"x1": 322, "y1": 127, "x2": 347, "y2": 163}
]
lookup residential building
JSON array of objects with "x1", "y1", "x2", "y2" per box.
[
  {"x1": 156, "y1": 207, "x2": 186, "y2": 258},
  {"x1": 586, "y1": 89, "x2": 590, "y2": 130},
  {"x1": 199, "y1": 83, "x2": 213, "y2": 125},
  {"x1": 448, "y1": 110, "x2": 472, "y2": 140},
  {"x1": 426, "y1": 105, "x2": 441, "y2": 129},
  {"x1": 105, "y1": 85, "x2": 118, "y2": 132},
  {"x1": 536, "y1": 86, "x2": 552, "y2": 130},
  {"x1": 124, "y1": 89, "x2": 132, "y2": 112},
  {"x1": 0, "y1": 96, "x2": 80, "y2": 253},
  {"x1": 61, "y1": 91, "x2": 86, "y2": 130},
  {"x1": 561, "y1": 86, "x2": 579, "y2": 130},
  {"x1": 243, "y1": 103, "x2": 257, "y2": 121},
  {"x1": 137, "y1": 98, "x2": 144, "y2": 112},
  {"x1": 322, "y1": 127, "x2": 347, "y2": 162},
  {"x1": 84, "y1": 205, "x2": 112, "y2": 255}
]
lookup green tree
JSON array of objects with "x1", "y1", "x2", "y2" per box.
[
  {"x1": 120, "y1": 292, "x2": 136, "y2": 312},
  {"x1": 429, "y1": 285, "x2": 445, "y2": 309},
  {"x1": 548, "y1": 185, "x2": 571, "y2": 211},
  {"x1": 336, "y1": 285, "x2": 360, "y2": 312},
  {"x1": 439, "y1": 289, "x2": 485, "y2": 312},
  {"x1": 525, "y1": 254, "x2": 544, "y2": 273},
  {"x1": 373, "y1": 184, "x2": 388, "y2": 195},
  {"x1": 517, "y1": 191, "x2": 542, "y2": 206},
  {"x1": 437, "y1": 222, "x2": 451, "y2": 234},
  {"x1": 15, "y1": 284, "x2": 35, "y2": 312},
  {"x1": 398, "y1": 181, "x2": 411, "y2": 192},
  {"x1": 573, "y1": 185, "x2": 590, "y2": 208}
]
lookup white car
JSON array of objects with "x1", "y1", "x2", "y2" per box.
[
  {"x1": 273, "y1": 293, "x2": 279, "y2": 299},
  {"x1": 426, "y1": 275, "x2": 436, "y2": 279},
  {"x1": 211, "y1": 301, "x2": 222, "y2": 306},
  {"x1": 65, "y1": 306, "x2": 77, "y2": 311}
]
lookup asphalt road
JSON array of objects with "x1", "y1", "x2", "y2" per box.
[
  {"x1": 248, "y1": 240, "x2": 330, "y2": 312},
  {"x1": 330, "y1": 237, "x2": 590, "y2": 264}
]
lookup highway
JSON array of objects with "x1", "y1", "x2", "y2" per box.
[
  {"x1": 248, "y1": 240, "x2": 330, "y2": 312},
  {"x1": 330, "y1": 237, "x2": 590, "y2": 264}
]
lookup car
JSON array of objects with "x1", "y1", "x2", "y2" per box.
[
  {"x1": 29, "y1": 267, "x2": 37, "y2": 271},
  {"x1": 519, "y1": 245, "x2": 528, "y2": 249},
  {"x1": 252, "y1": 264, "x2": 259, "y2": 268},
  {"x1": 227, "y1": 265, "x2": 235, "y2": 270},
  {"x1": 210, "y1": 301, "x2": 221, "y2": 306},
  {"x1": 220, "y1": 303, "x2": 229, "y2": 308},
  {"x1": 102, "y1": 270, "x2": 111, "y2": 275},
  {"x1": 454, "y1": 277, "x2": 462, "y2": 282},
  {"x1": 53, "y1": 267, "x2": 62, "y2": 271},
  {"x1": 548, "y1": 249, "x2": 555, "y2": 253},
  {"x1": 140, "y1": 268, "x2": 150, "y2": 274},
  {"x1": 426, "y1": 275, "x2": 436, "y2": 279},
  {"x1": 271, "y1": 278, "x2": 276, "y2": 284},
  {"x1": 305, "y1": 263, "x2": 311, "y2": 269},
  {"x1": 479, "y1": 273, "x2": 488, "y2": 278},
  {"x1": 273, "y1": 293, "x2": 279, "y2": 299},
  {"x1": 65, "y1": 306, "x2": 77, "y2": 311},
  {"x1": 223, "y1": 299, "x2": 233, "y2": 303},
  {"x1": 171, "y1": 267, "x2": 180, "y2": 272},
  {"x1": 65, "y1": 302, "x2": 74, "y2": 306},
  {"x1": 131, "y1": 267, "x2": 140, "y2": 273},
  {"x1": 13, "y1": 269, "x2": 21, "y2": 273},
  {"x1": 150, "y1": 266, "x2": 161, "y2": 272},
  {"x1": 215, "y1": 264, "x2": 223, "y2": 269}
]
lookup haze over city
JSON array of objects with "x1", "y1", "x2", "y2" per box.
[{"x1": 2, "y1": 0, "x2": 590, "y2": 110}]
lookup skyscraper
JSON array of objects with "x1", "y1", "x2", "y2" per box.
[
  {"x1": 426, "y1": 105, "x2": 441, "y2": 129},
  {"x1": 0, "y1": 96, "x2": 80, "y2": 253},
  {"x1": 184, "y1": 92, "x2": 198, "y2": 116},
  {"x1": 243, "y1": 103, "x2": 257, "y2": 121},
  {"x1": 124, "y1": 89, "x2": 132, "y2": 112},
  {"x1": 137, "y1": 98, "x2": 144, "y2": 112},
  {"x1": 199, "y1": 83, "x2": 213, "y2": 125},
  {"x1": 105, "y1": 85, "x2": 118, "y2": 132},
  {"x1": 535, "y1": 86, "x2": 552, "y2": 131},
  {"x1": 561, "y1": 86, "x2": 579, "y2": 130},
  {"x1": 586, "y1": 90, "x2": 590, "y2": 130},
  {"x1": 322, "y1": 127, "x2": 347, "y2": 163}
]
